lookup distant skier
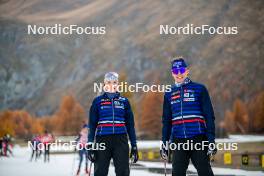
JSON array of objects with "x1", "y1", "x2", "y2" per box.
[
  {"x1": 30, "y1": 134, "x2": 41, "y2": 161},
  {"x1": 88, "y1": 72, "x2": 138, "y2": 176},
  {"x1": 75, "y1": 124, "x2": 90, "y2": 176},
  {"x1": 161, "y1": 58, "x2": 216, "y2": 176},
  {"x1": 41, "y1": 130, "x2": 54, "y2": 162},
  {"x1": 3, "y1": 134, "x2": 13, "y2": 157},
  {"x1": 0, "y1": 137, "x2": 3, "y2": 156}
]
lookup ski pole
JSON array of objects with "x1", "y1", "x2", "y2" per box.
[
  {"x1": 129, "y1": 155, "x2": 134, "y2": 174},
  {"x1": 162, "y1": 150, "x2": 168, "y2": 176},
  {"x1": 164, "y1": 158, "x2": 167, "y2": 176},
  {"x1": 88, "y1": 161, "x2": 93, "y2": 176},
  {"x1": 71, "y1": 150, "x2": 77, "y2": 176},
  {"x1": 209, "y1": 153, "x2": 215, "y2": 165},
  {"x1": 87, "y1": 128, "x2": 97, "y2": 176}
]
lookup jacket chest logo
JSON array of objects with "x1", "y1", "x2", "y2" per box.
[
  {"x1": 100, "y1": 99, "x2": 124, "y2": 109},
  {"x1": 114, "y1": 101, "x2": 125, "y2": 109},
  {"x1": 183, "y1": 92, "x2": 194, "y2": 97},
  {"x1": 183, "y1": 98, "x2": 195, "y2": 101},
  {"x1": 114, "y1": 101, "x2": 120, "y2": 105},
  {"x1": 183, "y1": 89, "x2": 195, "y2": 101},
  {"x1": 171, "y1": 89, "x2": 196, "y2": 104}
]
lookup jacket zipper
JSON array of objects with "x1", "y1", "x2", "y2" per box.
[
  {"x1": 112, "y1": 98, "x2": 115, "y2": 134},
  {"x1": 197, "y1": 94, "x2": 202, "y2": 133},
  {"x1": 198, "y1": 117, "x2": 201, "y2": 133},
  {"x1": 180, "y1": 86, "x2": 187, "y2": 138}
]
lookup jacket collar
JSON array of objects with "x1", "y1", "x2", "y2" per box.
[
  {"x1": 174, "y1": 77, "x2": 191, "y2": 87},
  {"x1": 103, "y1": 91, "x2": 120, "y2": 99}
]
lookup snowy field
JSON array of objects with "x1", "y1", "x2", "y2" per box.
[
  {"x1": 54, "y1": 135, "x2": 264, "y2": 151},
  {"x1": 0, "y1": 145, "x2": 264, "y2": 176},
  {"x1": 137, "y1": 135, "x2": 264, "y2": 149},
  {"x1": 0, "y1": 146, "x2": 159, "y2": 176}
]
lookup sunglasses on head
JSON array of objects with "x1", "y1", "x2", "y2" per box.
[{"x1": 172, "y1": 67, "x2": 186, "y2": 75}]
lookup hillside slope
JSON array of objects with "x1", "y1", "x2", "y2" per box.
[{"x1": 0, "y1": 0, "x2": 263, "y2": 120}]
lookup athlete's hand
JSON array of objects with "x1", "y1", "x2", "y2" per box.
[
  {"x1": 160, "y1": 142, "x2": 168, "y2": 160},
  {"x1": 87, "y1": 143, "x2": 96, "y2": 162},
  {"x1": 130, "y1": 146, "x2": 138, "y2": 163},
  {"x1": 207, "y1": 147, "x2": 217, "y2": 156},
  {"x1": 207, "y1": 142, "x2": 217, "y2": 156}
]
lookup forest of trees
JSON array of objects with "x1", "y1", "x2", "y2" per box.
[
  {"x1": 0, "y1": 91, "x2": 263, "y2": 139},
  {"x1": 0, "y1": 95, "x2": 86, "y2": 138},
  {"x1": 139, "y1": 91, "x2": 163, "y2": 139},
  {"x1": 221, "y1": 91, "x2": 264, "y2": 134}
]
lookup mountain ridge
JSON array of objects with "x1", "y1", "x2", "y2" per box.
[{"x1": 0, "y1": 0, "x2": 263, "y2": 120}]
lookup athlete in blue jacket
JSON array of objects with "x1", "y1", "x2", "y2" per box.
[
  {"x1": 161, "y1": 58, "x2": 216, "y2": 176},
  {"x1": 88, "y1": 72, "x2": 138, "y2": 176}
]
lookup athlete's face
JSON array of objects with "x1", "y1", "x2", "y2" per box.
[
  {"x1": 104, "y1": 80, "x2": 118, "y2": 93},
  {"x1": 172, "y1": 67, "x2": 189, "y2": 84},
  {"x1": 82, "y1": 128, "x2": 88, "y2": 134}
]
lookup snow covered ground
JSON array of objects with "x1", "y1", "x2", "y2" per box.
[
  {"x1": 50, "y1": 135, "x2": 264, "y2": 151},
  {"x1": 138, "y1": 161, "x2": 264, "y2": 176},
  {"x1": 0, "y1": 145, "x2": 159, "y2": 176},
  {"x1": 0, "y1": 145, "x2": 263, "y2": 176},
  {"x1": 137, "y1": 135, "x2": 264, "y2": 149}
]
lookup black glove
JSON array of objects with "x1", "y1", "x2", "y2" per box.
[
  {"x1": 160, "y1": 142, "x2": 168, "y2": 160},
  {"x1": 88, "y1": 150, "x2": 96, "y2": 162},
  {"x1": 130, "y1": 146, "x2": 138, "y2": 163},
  {"x1": 87, "y1": 144, "x2": 96, "y2": 162},
  {"x1": 207, "y1": 142, "x2": 217, "y2": 156},
  {"x1": 207, "y1": 148, "x2": 217, "y2": 156}
]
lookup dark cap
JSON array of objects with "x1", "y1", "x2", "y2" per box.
[
  {"x1": 171, "y1": 58, "x2": 187, "y2": 69},
  {"x1": 82, "y1": 124, "x2": 88, "y2": 128}
]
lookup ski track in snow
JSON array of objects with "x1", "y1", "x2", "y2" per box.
[
  {"x1": 0, "y1": 146, "x2": 160, "y2": 176},
  {"x1": 0, "y1": 145, "x2": 263, "y2": 176},
  {"x1": 54, "y1": 135, "x2": 264, "y2": 150}
]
